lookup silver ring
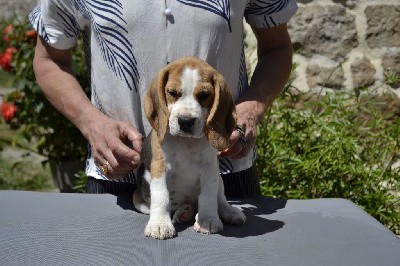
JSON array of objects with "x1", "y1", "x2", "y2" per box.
[
  {"x1": 238, "y1": 137, "x2": 247, "y2": 149},
  {"x1": 235, "y1": 124, "x2": 246, "y2": 138}
]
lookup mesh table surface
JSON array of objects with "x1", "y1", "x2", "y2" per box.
[{"x1": 0, "y1": 191, "x2": 399, "y2": 266}]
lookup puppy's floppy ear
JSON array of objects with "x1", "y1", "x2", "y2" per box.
[
  {"x1": 144, "y1": 66, "x2": 169, "y2": 143},
  {"x1": 206, "y1": 72, "x2": 237, "y2": 151}
]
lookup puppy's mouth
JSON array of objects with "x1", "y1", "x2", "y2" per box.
[
  {"x1": 170, "y1": 116, "x2": 205, "y2": 138},
  {"x1": 174, "y1": 130, "x2": 204, "y2": 138}
]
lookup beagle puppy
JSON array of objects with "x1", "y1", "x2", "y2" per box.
[{"x1": 133, "y1": 57, "x2": 246, "y2": 240}]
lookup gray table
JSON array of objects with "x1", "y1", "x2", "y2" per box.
[{"x1": 0, "y1": 191, "x2": 399, "y2": 266}]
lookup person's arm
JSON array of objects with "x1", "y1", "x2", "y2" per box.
[
  {"x1": 219, "y1": 23, "x2": 293, "y2": 159},
  {"x1": 33, "y1": 36, "x2": 143, "y2": 179}
]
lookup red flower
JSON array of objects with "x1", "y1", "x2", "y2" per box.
[
  {"x1": 3, "y1": 24, "x2": 12, "y2": 35},
  {"x1": 5, "y1": 46, "x2": 17, "y2": 54},
  {"x1": 0, "y1": 46, "x2": 17, "y2": 72},
  {"x1": 2, "y1": 24, "x2": 13, "y2": 42},
  {"x1": 0, "y1": 51, "x2": 12, "y2": 71},
  {"x1": 25, "y1": 30, "x2": 37, "y2": 39},
  {"x1": 1, "y1": 101, "x2": 17, "y2": 122}
]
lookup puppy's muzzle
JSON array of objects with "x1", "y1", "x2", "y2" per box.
[{"x1": 178, "y1": 116, "x2": 196, "y2": 133}]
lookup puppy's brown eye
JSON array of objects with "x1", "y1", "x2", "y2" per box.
[
  {"x1": 168, "y1": 90, "x2": 180, "y2": 98},
  {"x1": 198, "y1": 90, "x2": 210, "y2": 101}
]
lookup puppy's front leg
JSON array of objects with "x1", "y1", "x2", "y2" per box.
[
  {"x1": 194, "y1": 164, "x2": 223, "y2": 234},
  {"x1": 145, "y1": 172, "x2": 176, "y2": 239}
]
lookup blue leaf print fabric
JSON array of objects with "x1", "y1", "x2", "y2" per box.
[
  {"x1": 245, "y1": 0, "x2": 297, "y2": 28},
  {"x1": 71, "y1": 0, "x2": 139, "y2": 91},
  {"x1": 246, "y1": 0, "x2": 289, "y2": 16},
  {"x1": 28, "y1": 6, "x2": 50, "y2": 43},
  {"x1": 177, "y1": 0, "x2": 232, "y2": 32}
]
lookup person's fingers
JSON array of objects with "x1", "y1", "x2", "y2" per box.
[
  {"x1": 218, "y1": 130, "x2": 241, "y2": 157},
  {"x1": 95, "y1": 153, "x2": 140, "y2": 180},
  {"x1": 106, "y1": 131, "x2": 141, "y2": 163},
  {"x1": 92, "y1": 141, "x2": 111, "y2": 169},
  {"x1": 218, "y1": 124, "x2": 256, "y2": 159},
  {"x1": 91, "y1": 121, "x2": 144, "y2": 179},
  {"x1": 220, "y1": 140, "x2": 243, "y2": 158},
  {"x1": 231, "y1": 137, "x2": 255, "y2": 160},
  {"x1": 120, "y1": 123, "x2": 144, "y2": 153}
]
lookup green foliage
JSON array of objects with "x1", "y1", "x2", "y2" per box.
[
  {"x1": 0, "y1": 159, "x2": 53, "y2": 191},
  {"x1": 384, "y1": 69, "x2": 400, "y2": 88},
  {"x1": 73, "y1": 170, "x2": 88, "y2": 193},
  {"x1": 257, "y1": 88, "x2": 400, "y2": 235},
  {"x1": 2, "y1": 17, "x2": 89, "y2": 162},
  {"x1": 0, "y1": 69, "x2": 15, "y2": 87}
]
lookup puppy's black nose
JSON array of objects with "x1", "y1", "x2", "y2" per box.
[{"x1": 178, "y1": 116, "x2": 196, "y2": 132}]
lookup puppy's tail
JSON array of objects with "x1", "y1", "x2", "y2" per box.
[{"x1": 133, "y1": 190, "x2": 150, "y2": 214}]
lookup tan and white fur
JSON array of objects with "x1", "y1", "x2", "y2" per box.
[{"x1": 133, "y1": 57, "x2": 246, "y2": 240}]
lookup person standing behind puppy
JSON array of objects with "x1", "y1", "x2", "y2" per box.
[{"x1": 30, "y1": 0, "x2": 298, "y2": 196}]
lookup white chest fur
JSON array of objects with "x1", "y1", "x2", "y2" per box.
[{"x1": 162, "y1": 134, "x2": 219, "y2": 212}]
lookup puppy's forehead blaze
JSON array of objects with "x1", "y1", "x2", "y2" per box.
[{"x1": 164, "y1": 62, "x2": 216, "y2": 105}]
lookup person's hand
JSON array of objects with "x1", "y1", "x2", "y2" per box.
[
  {"x1": 218, "y1": 101, "x2": 258, "y2": 159},
  {"x1": 87, "y1": 115, "x2": 144, "y2": 180}
]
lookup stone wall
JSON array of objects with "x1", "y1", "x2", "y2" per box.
[
  {"x1": 0, "y1": 0, "x2": 37, "y2": 20},
  {"x1": 245, "y1": 0, "x2": 400, "y2": 96}
]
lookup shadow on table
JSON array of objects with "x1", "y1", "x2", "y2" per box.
[
  {"x1": 219, "y1": 197, "x2": 286, "y2": 238},
  {"x1": 116, "y1": 194, "x2": 136, "y2": 210},
  {"x1": 116, "y1": 194, "x2": 286, "y2": 238}
]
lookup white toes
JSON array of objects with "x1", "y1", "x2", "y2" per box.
[
  {"x1": 219, "y1": 205, "x2": 246, "y2": 225},
  {"x1": 193, "y1": 215, "x2": 223, "y2": 234},
  {"x1": 145, "y1": 218, "x2": 176, "y2": 240}
]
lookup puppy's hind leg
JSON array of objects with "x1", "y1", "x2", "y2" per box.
[
  {"x1": 173, "y1": 204, "x2": 195, "y2": 224},
  {"x1": 217, "y1": 176, "x2": 246, "y2": 225},
  {"x1": 133, "y1": 190, "x2": 150, "y2": 214},
  {"x1": 132, "y1": 168, "x2": 151, "y2": 214}
]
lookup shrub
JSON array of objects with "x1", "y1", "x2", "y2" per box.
[
  {"x1": 0, "y1": 17, "x2": 89, "y2": 162},
  {"x1": 257, "y1": 88, "x2": 400, "y2": 235},
  {"x1": 0, "y1": 159, "x2": 53, "y2": 191}
]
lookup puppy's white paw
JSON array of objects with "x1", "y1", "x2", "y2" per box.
[
  {"x1": 173, "y1": 204, "x2": 195, "y2": 224},
  {"x1": 145, "y1": 218, "x2": 176, "y2": 240},
  {"x1": 219, "y1": 205, "x2": 246, "y2": 225},
  {"x1": 193, "y1": 214, "x2": 223, "y2": 234}
]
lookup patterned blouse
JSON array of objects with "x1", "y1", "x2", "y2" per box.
[{"x1": 30, "y1": 0, "x2": 298, "y2": 181}]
